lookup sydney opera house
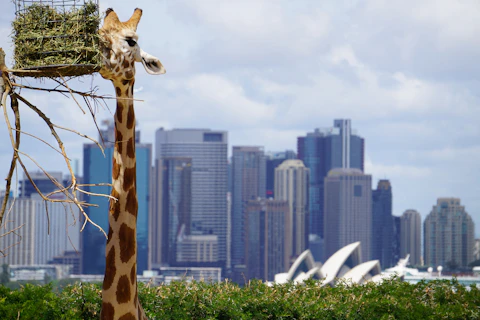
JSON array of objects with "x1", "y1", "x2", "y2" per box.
[{"x1": 272, "y1": 242, "x2": 390, "y2": 286}]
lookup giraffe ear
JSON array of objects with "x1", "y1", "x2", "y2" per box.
[{"x1": 139, "y1": 49, "x2": 166, "y2": 75}]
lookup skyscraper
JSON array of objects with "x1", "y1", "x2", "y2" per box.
[
  {"x1": 19, "y1": 171, "x2": 63, "y2": 198},
  {"x1": 391, "y1": 215, "x2": 401, "y2": 265},
  {"x1": 153, "y1": 128, "x2": 228, "y2": 268},
  {"x1": 371, "y1": 180, "x2": 394, "y2": 267},
  {"x1": 0, "y1": 195, "x2": 79, "y2": 266},
  {"x1": 324, "y1": 168, "x2": 372, "y2": 262},
  {"x1": 400, "y1": 209, "x2": 422, "y2": 266},
  {"x1": 265, "y1": 150, "x2": 296, "y2": 198},
  {"x1": 245, "y1": 199, "x2": 289, "y2": 281},
  {"x1": 231, "y1": 146, "x2": 266, "y2": 267},
  {"x1": 274, "y1": 159, "x2": 309, "y2": 261},
  {"x1": 297, "y1": 119, "x2": 364, "y2": 240},
  {"x1": 424, "y1": 198, "x2": 475, "y2": 268},
  {"x1": 82, "y1": 121, "x2": 151, "y2": 274},
  {"x1": 157, "y1": 157, "x2": 192, "y2": 266}
]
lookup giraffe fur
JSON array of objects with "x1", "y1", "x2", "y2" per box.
[{"x1": 98, "y1": 8, "x2": 165, "y2": 320}]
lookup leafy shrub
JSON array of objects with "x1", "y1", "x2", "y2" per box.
[{"x1": 0, "y1": 278, "x2": 478, "y2": 319}]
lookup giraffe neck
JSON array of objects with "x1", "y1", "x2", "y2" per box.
[{"x1": 101, "y1": 79, "x2": 147, "y2": 320}]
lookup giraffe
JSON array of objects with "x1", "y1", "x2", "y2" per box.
[{"x1": 98, "y1": 8, "x2": 165, "y2": 320}]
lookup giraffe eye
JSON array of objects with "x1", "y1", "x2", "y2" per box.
[{"x1": 126, "y1": 39, "x2": 137, "y2": 47}]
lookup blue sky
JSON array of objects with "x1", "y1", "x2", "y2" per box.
[{"x1": 1, "y1": 0, "x2": 479, "y2": 236}]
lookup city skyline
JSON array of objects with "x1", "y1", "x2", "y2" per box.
[{"x1": 0, "y1": 0, "x2": 478, "y2": 237}]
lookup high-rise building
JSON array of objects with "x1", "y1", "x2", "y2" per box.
[
  {"x1": 297, "y1": 119, "x2": 364, "y2": 240},
  {"x1": 153, "y1": 128, "x2": 228, "y2": 268},
  {"x1": 371, "y1": 180, "x2": 394, "y2": 267},
  {"x1": 231, "y1": 146, "x2": 266, "y2": 267},
  {"x1": 400, "y1": 209, "x2": 422, "y2": 266},
  {"x1": 265, "y1": 150, "x2": 296, "y2": 198},
  {"x1": 155, "y1": 157, "x2": 192, "y2": 266},
  {"x1": 19, "y1": 171, "x2": 63, "y2": 198},
  {"x1": 474, "y1": 239, "x2": 480, "y2": 262},
  {"x1": 82, "y1": 121, "x2": 151, "y2": 274},
  {"x1": 0, "y1": 195, "x2": 79, "y2": 266},
  {"x1": 324, "y1": 168, "x2": 371, "y2": 262},
  {"x1": 245, "y1": 199, "x2": 289, "y2": 281},
  {"x1": 424, "y1": 198, "x2": 475, "y2": 268},
  {"x1": 391, "y1": 215, "x2": 401, "y2": 265},
  {"x1": 274, "y1": 159, "x2": 309, "y2": 261}
]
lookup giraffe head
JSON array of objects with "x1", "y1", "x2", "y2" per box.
[{"x1": 99, "y1": 8, "x2": 165, "y2": 83}]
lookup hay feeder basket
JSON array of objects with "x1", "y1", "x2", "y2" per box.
[{"x1": 12, "y1": 0, "x2": 101, "y2": 78}]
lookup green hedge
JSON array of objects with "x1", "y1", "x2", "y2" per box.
[{"x1": 0, "y1": 278, "x2": 479, "y2": 319}]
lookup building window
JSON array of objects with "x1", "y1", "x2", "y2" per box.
[
  {"x1": 204, "y1": 133, "x2": 222, "y2": 142},
  {"x1": 354, "y1": 185, "x2": 362, "y2": 197}
]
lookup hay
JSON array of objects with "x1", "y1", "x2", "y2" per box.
[{"x1": 12, "y1": 1, "x2": 101, "y2": 78}]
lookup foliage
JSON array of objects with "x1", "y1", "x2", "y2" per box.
[{"x1": 0, "y1": 278, "x2": 479, "y2": 319}]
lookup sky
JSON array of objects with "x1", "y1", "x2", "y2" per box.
[{"x1": 1, "y1": 0, "x2": 479, "y2": 236}]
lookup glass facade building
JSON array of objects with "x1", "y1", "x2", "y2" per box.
[
  {"x1": 400, "y1": 209, "x2": 422, "y2": 266},
  {"x1": 160, "y1": 157, "x2": 192, "y2": 265},
  {"x1": 231, "y1": 146, "x2": 266, "y2": 267},
  {"x1": 297, "y1": 119, "x2": 364, "y2": 240},
  {"x1": 154, "y1": 128, "x2": 228, "y2": 268},
  {"x1": 245, "y1": 199, "x2": 289, "y2": 281},
  {"x1": 424, "y1": 198, "x2": 475, "y2": 268},
  {"x1": 82, "y1": 123, "x2": 151, "y2": 274},
  {"x1": 371, "y1": 180, "x2": 394, "y2": 267},
  {"x1": 265, "y1": 150, "x2": 296, "y2": 198},
  {"x1": 324, "y1": 168, "x2": 372, "y2": 262}
]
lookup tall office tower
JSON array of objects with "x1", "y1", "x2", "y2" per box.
[
  {"x1": 474, "y1": 239, "x2": 480, "y2": 262},
  {"x1": 154, "y1": 128, "x2": 228, "y2": 268},
  {"x1": 391, "y1": 215, "x2": 401, "y2": 265},
  {"x1": 371, "y1": 180, "x2": 394, "y2": 267},
  {"x1": 231, "y1": 146, "x2": 266, "y2": 267},
  {"x1": 274, "y1": 159, "x2": 309, "y2": 261},
  {"x1": 400, "y1": 209, "x2": 422, "y2": 266},
  {"x1": 19, "y1": 171, "x2": 63, "y2": 198},
  {"x1": 297, "y1": 119, "x2": 364, "y2": 239},
  {"x1": 0, "y1": 195, "x2": 79, "y2": 265},
  {"x1": 324, "y1": 168, "x2": 372, "y2": 262},
  {"x1": 245, "y1": 199, "x2": 289, "y2": 281},
  {"x1": 153, "y1": 157, "x2": 192, "y2": 266},
  {"x1": 424, "y1": 198, "x2": 475, "y2": 268},
  {"x1": 82, "y1": 121, "x2": 151, "y2": 274},
  {"x1": 265, "y1": 150, "x2": 296, "y2": 198}
]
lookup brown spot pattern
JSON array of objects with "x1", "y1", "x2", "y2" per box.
[
  {"x1": 112, "y1": 158, "x2": 120, "y2": 180},
  {"x1": 116, "y1": 103, "x2": 124, "y2": 124},
  {"x1": 119, "y1": 223, "x2": 136, "y2": 263},
  {"x1": 116, "y1": 129, "x2": 123, "y2": 152},
  {"x1": 122, "y1": 79, "x2": 129, "y2": 86},
  {"x1": 123, "y1": 167, "x2": 136, "y2": 191},
  {"x1": 101, "y1": 302, "x2": 115, "y2": 320},
  {"x1": 122, "y1": 59, "x2": 130, "y2": 69},
  {"x1": 126, "y1": 105, "x2": 135, "y2": 129},
  {"x1": 110, "y1": 188, "x2": 121, "y2": 221},
  {"x1": 116, "y1": 274, "x2": 132, "y2": 304},
  {"x1": 107, "y1": 226, "x2": 113, "y2": 245},
  {"x1": 125, "y1": 70, "x2": 134, "y2": 79},
  {"x1": 126, "y1": 137, "x2": 135, "y2": 159},
  {"x1": 125, "y1": 188, "x2": 138, "y2": 217},
  {"x1": 118, "y1": 313, "x2": 136, "y2": 320},
  {"x1": 103, "y1": 247, "x2": 116, "y2": 290},
  {"x1": 115, "y1": 86, "x2": 122, "y2": 97},
  {"x1": 130, "y1": 264, "x2": 136, "y2": 285},
  {"x1": 134, "y1": 289, "x2": 138, "y2": 306}
]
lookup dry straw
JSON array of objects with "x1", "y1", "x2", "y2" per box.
[{"x1": 12, "y1": 1, "x2": 101, "y2": 78}]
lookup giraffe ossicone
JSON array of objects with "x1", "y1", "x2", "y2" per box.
[{"x1": 98, "y1": 8, "x2": 165, "y2": 320}]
